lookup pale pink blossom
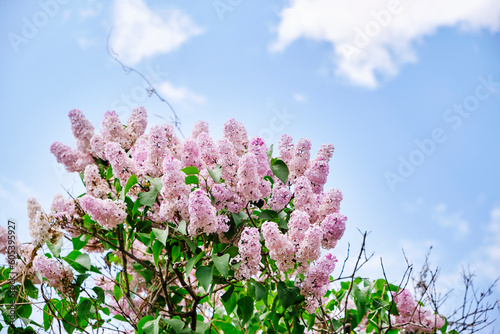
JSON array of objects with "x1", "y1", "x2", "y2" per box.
[
  {"x1": 79, "y1": 195, "x2": 127, "y2": 229},
  {"x1": 237, "y1": 227, "x2": 262, "y2": 279},
  {"x1": 68, "y1": 109, "x2": 94, "y2": 153},
  {"x1": 223, "y1": 118, "x2": 248, "y2": 156}
]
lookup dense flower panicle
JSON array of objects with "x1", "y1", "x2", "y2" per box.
[
  {"x1": 237, "y1": 227, "x2": 262, "y2": 279},
  {"x1": 316, "y1": 144, "x2": 334, "y2": 162},
  {"x1": 320, "y1": 213, "x2": 347, "y2": 249},
  {"x1": 181, "y1": 138, "x2": 203, "y2": 169},
  {"x1": 0, "y1": 226, "x2": 7, "y2": 255},
  {"x1": 237, "y1": 153, "x2": 266, "y2": 202},
  {"x1": 216, "y1": 137, "x2": 239, "y2": 187},
  {"x1": 164, "y1": 123, "x2": 183, "y2": 160},
  {"x1": 146, "y1": 125, "x2": 171, "y2": 177},
  {"x1": 27, "y1": 197, "x2": 42, "y2": 220},
  {"x1": 161, "y1": 156, "x2": 190, "y2": 200},
  {"x1": 293, "y1": 177, "x2": 319, "y2": 222},
  {"x1": 300, "y1": 254, "x2": 337, "y2": 298},
  {"x1": 130, "y1": 135, "x2": 149, "y2": 175},
  {"x1": 101, "y1": 111, "x2": 130, "y2": 148},
  {"x1": 51, "y1": 194, "x2": 76, "y2": 221},
  {"x1": 192, "y1": 120, "x2": 209, "y2": 139},
  {"x1": 278, "y1": 134, "x2": 294, "y2": 165},
  {"x1": 305, "y1": 158, "x2": 330, "y2": 194},
  {"x1": 0, "y1": 226, "x2": 17, "y2": 255},
  {"x1": 296, "y1": 225, "x2": 323, "y2": 268},
  {"x1": 318, "y1": 188, "x2": 343, "y2": 218},
  {"x1": 68, "y1": 109, "x2": 94, "y2": 153},
  {"x1": 31, "y1": 254, "x2": 74, "y2": 295},
  {"x1": 104, "y1": 142, "x2": 136, "y2": 186},
  {"x1": 50, "y1": 142, "x2": 94, "y2": 172},
  {"x1": 79, "y1": 195, "x2": 127, "y2": 229},
  {"x1": 126, "y1": 106, "x2": 148, "y2": 141},
  {"x1": 248, "y1": 136, "x2": 272, "y2": 178},
  {"x1": 216, "y1": 215, "x2": 231, "y2": 234},
  {"x1": 289, "y1": 138, "x2": 311, "y2": 180},
  {"x1": 197, "y1": 132, "x2": 217, "y2": 166},
  {"x1": 159, "y1": 156, "x2": 190, "y2": 222},
  {"x1": 393, "y1": 289, "x2": 445, "y2": 332},
  {"x1": 268, "y1": 180, "x2": 292, "y2": 211},
  {"x1": 83, "y1": 165, "x2": 111, "y2": 199},
  {"x1": 188, "y1": 189, "x2": 218, "y2": 235},
  {"x1": 89, "y1": 134, "x2": 107, "y2": 160},
  {"x1": 261, "y1": 221, "x2": 295, "y2": 272},
  {"x1": 223, "y1": 118, "x2": 248, "y2": 157},
  {"x1": 28, "y1": 198, "x2": 51, "y2": 246},
  {"x1": 211, "y1": 184, "x2": 234, "y2": 211},
  {"x1": 287, "y1": 210, "x2": 311, "y2": 250}
]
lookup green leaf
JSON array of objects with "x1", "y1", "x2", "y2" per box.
[
  {"x1": 186, "y1": 252, "x2": 205, "y2": 277},
  {"x1": 46, "y1": 237, "x2": 63, "y2": 258},
  {"x1": 221, "y1": 286, "x2": 237, "y2": 315},
  {"x1": 176, "y1": 220, "x2": 187, "y2": 235},
  {"x1": 212, "y1": 254, "x2": 230, "y2": 278},
  {"x1": 207, "y1": 165, "x2": 223, "y2": 184},
  {"x1": 196, "y1": 321, "x2": 210, "y2": 334},
  {"x1": 63, "y1": 313, "x2": 78, "y2": 334},
  {"x1": 64, "y1": 251, "x2": 91, "y2": 273},
  {"x1": 92, "y1": 287, "x2": 105, "y2": 303},
  {"x1": 254, "y1": 281, "x2": 266, "y2": 302},
  {"x1": 232, "y1": 212, "x2": 243, "y2": 227},
  {"x1": 172, "y1": 245, "x2": 181, "y2": 262},
  {"x1": 138, "y1": 187, "x2": 159, "y2": 207},
  {"x1": 182, "y1": 236, "x2": 198, "y2": 253},
  {"x1": 165, "y1": 319, "x2": 185, "y2": 334},
  {"x1": 143, "y1": 316, "x2": 161, "y2": 334},
  {"x1": 270, "y1": 159, "x2": 289, "y2": 184},
  {"x1": 77, "y1": 299, "x2": 92, "y2": 321},
  {"x1": 258, "y1": 210, "x2": 278, "y2": 220},
  {"x1": 72, "y1": 235, "x2": 89, "y2": 251},
  {"x1": 185, "y1": 175, "x2": 199, "y2": 185},
  {"x1": 124, "y1": 174, "x2": 138, "y2": 196},
  {"x1": 75, "y1": 253, "x2": 91, "y2": 270},
  {"x1": 152, "y1": 227, "x2": 169, "y2": 246},
  {"x1": 266, "y1": 144, "x2": 273, "y2": 160},
  {"x1": 152, "y1": 240, "x2": 163, "y2": 267},
  {"x1": 145, "y1": 176, "x2": 163, "y2": 193},
  {"x1": 114, "y1": 284, "x2": 123, "y2": 301},
  {"x1": 106, "y1": 165, "x2": 114, "y2": 180},
  {"x1": 352, "y1": 284, "x2": 369, "y2": 322},
  {"x1": 181, "y1": 166, "x2": 200, "y2": 175},
  {"x1": 277, "y1": 282, "x2": 298, "y2": 309},
  {"x1": 237, "y1": 296, "x2": 254, "y2": 325},
  {"x1": 43, "y1": 304, "x2": 53, "y2": 331},
  {"x1": 137, "y1": 316, "x2": 155, "y2": 334},
  {"x1": 196, "y1": 265, "x2": 214, "y2": 292}
]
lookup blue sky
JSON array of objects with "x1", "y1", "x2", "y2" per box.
[{"x1": 1, "y1": 0, "x2": 499, "y2": 327}]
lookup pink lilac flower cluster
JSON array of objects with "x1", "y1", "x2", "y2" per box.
[
  {"x1": 299, "y1": 253, "x2": 338, "y2": 299},
  {"x1": 0, "y1": 225, "x2": 17, "y2": 255},
  {"x1": 188, "y1": 189, "x2": 228, "y2": 235},
  {"x1": 27, "y1": 198, "x2": 51, "y2": 246},
  {"x1": 31, "y1": 254, "x2": 74, "y2": 295},
  {"x1": 48, "y1": 108, "x2": 350, "y2": 306},
  {"x1": 236, "y1": 227, "x2": 262, "y2": 279},
  {"x1": 393, "y1": 289, "x2": 445, "y2": 332},
  {"x1": 79, "y1": 195, "x2": 127, "y2": 229}
]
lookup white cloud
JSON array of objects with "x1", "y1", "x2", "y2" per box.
[
  {"x1": 158, "y1": 81, "x2": 206, "y2": 105},
  {"x1": 431, "y1": 203, "x2": 469, "y2": 237},
  {"x1": 271, "y1": 0, "x2": 500, "y2": 88},
  {"x1": 293, "y1": 93, "x2": 307, "y2": 103},
  {"x1": 111, "y1": 0, "x2": 204, "y2": 65}
]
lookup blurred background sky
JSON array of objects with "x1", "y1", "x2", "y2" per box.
[{"x1": 0, "y1": 0, "x2": 499, "y2": 329}]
